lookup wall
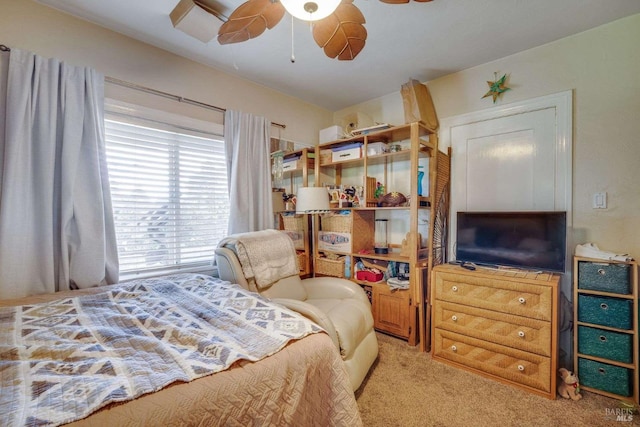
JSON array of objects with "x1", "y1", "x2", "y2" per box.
[
  {"x1": 335, "y1": 14, "x2": 640, "y2": 259},
  {"x1": 0, "y1": 0, "x2": 332, "y2": 145}
]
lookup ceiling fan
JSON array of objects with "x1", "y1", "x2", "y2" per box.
[{"x1": 217, "y1": 0, "x2": 434, "y2": 61}]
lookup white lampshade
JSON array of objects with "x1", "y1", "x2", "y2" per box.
[
  {"x1": 296, "y1": 187, "x2": 330, "y2": 213},
  {"x1": 280, "y1": 0, "x2": 341, "y2": 21}
]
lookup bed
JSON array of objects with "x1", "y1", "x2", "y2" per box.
[{"x1": 0, "y1": 273, "x2": 362, "y2": 427}]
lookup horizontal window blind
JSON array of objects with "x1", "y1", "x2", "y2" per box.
[{"x1": 105, "y1": 118, "x2": 229, "y2": 277}]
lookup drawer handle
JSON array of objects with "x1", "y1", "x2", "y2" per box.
[
  {"x1": 600, "y1": 303, "x2": 609, "y2": 310},
  {"x1": 452, "y1": 286, "x2": 458, "y2": 292},
  {"x1": 598, "y1": 268, "x2": 606, "y2": 276},
  {"x1": 517, "y1": 365, "x2": 525, "y2": 372},
  {"x1": 518, "y1": 297, "x2": 526, "y2": 304},
  {"x1": 451, "y1": 345, "x2": 457, "y2": 352},
  {"x1": 598, "y1": 367, "x2": 606, "y2": 374},
  {"x1": 452, "y1": 315, "x2": 458, "y2": 322},
  {"x1": 599, "y1": 335, "x2": 607, "y2": 342},
  {"x1": 518, "y1": 331, "x2": 526, "y2": 338}
]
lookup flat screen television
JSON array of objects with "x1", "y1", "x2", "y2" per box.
[{"x1": 455, "y1": 211, "x2": 567, "y2": 273}]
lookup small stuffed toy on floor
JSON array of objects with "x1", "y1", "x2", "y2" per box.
[{"x1": 558, "y1": 368, "x2": 582, "y2": 400}]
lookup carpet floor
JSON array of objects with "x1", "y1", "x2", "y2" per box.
[{"x1": 355, "y1": 333, "x2": 636, "y2": 427}]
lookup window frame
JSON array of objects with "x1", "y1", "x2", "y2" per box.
[{"x1": 104, "y1": 99, "x2": 227, "y2": 280}]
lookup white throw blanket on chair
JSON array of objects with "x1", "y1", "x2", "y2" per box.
[{"x1": 219, "y1": 229, "x2": 299, "y2": 289}]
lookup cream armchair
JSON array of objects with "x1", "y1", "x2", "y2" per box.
[{"x1": 215, "y1": 229, "x2": 378, "y2": 391}]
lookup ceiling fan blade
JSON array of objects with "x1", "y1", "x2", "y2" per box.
[
  {"x1": 379, "y1": 0, "x2": 433, "y2": 3},
  {"x1": 218, "y1": 0, "x2": 285, "y2": 45},
  {"x1": 312, "y1": 0, "x2": 367, "y2": 61}
]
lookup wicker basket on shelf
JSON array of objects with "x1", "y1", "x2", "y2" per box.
[
  {"x1": 281, "y1": 213, "x2": 304, "y2": 231},
  {"x1": 321, "y1": 213, "x2": 352, "y2": 233},
  {"x1": 315, "y1": 256, "x2": 345, "y2": 278}
]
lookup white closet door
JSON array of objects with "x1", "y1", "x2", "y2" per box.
[{"x1": 452, "y1": 108, "x2": 557, "y2": 211}]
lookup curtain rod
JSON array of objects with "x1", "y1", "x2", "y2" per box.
[
  {"x1": 0, "y1": 43, "x2": 286, "y2": 130},
  {"x1": 105, "y1": 77, "x2": 286, "y2": 130}
]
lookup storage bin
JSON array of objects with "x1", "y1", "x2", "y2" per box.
[
  {"x1": 331, "y1": 143, "x2": 362, "y2": 162},
  {"x1": 578, "y1": 261, "x2": 631, "y2": 294},
  {"x1": 315, "y1": 256, "x2": 345, "y2": 278},
  {"x1": 321, "y1": 212, "x2": 352, "y2": 233},
  {"x1": 577, "y1": 326, "x2": 633, "y2": 363},
  {"x1": 578, "y1": 358, "x2": 633, "y2": 397},
  {"x1": 577, "y1": 294, "x2": 633, "y2": 330},
  {"x1": 282, "y1": 158, "x2": 302, "y2": 172},
  {"x1": 366, "y1": 142, "x2": 388, "y2": 156},
  {"x1": 319, "y1": 125, "x2": 343, "y2": 143},
  {"x1": 318, "y1": 231, "x2": 351, "y2": 253}
]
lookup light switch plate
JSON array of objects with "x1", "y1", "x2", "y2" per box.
[{"x1": 592, "y1": 192, "x2": 607, "y2": 209}]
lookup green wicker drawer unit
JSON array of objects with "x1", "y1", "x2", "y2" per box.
[
  {"x1": 577, "y1": 326, "x2": 633, "y2": 364},
  {"x1": 574, "y1": 256, "x2": 639, "y2": 404},
  {"x1": 578, "y1": 358, "x2": 633, "y2": 397},
  {"x1": 577, "y1": 294, "x2": 633, "y2": 330},
  {"x1": 578, "y1": 261, "x2": 631, "y2": 294}
]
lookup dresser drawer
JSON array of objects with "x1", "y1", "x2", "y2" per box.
[
  {"x1": 577, "y1": 294, "x2": 633, "y2": 330},
  {"x1": 433, "y1": 272, "x2": 553, "y2": 321},
  {"x1": 433, "y1": 301, "x2": 551, "y2": 357},
  {"x1": 433, "y1": 329, "x2": 551, "y2": 392},
  {"x1": 578, "y1": 261, "x2": 631, "y2": 295},
  {"x1": 577, "y1": 326, "x2": 633, "y2": 363}
]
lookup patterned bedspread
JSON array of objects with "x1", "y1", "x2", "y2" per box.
[{"x1": 0, "y1": 274, "x2": 323, "y2": 427}]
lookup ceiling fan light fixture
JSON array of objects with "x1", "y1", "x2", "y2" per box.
[{"x1": 279, "y1": 0, "x2": 341, "y2": 21}]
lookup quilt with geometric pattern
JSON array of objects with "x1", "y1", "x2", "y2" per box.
[{"x1": 0, "y1": 274, "x2": 323, "y2": 427}]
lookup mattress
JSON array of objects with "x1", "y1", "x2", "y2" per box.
[{"x1": 0, "y1": 274, "x2": 362, "y2": 427}]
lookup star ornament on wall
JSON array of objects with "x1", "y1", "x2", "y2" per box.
[{"x1": 482, "y1": 73, "x2": 511, "y2": 103}]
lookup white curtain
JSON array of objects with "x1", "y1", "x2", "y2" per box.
[
  {"x1": 0, "y1": 48, "x2": 118, "y2": 299},
  {"x1": 224, "y1": 110, "x2": 273, "y2": 234}
]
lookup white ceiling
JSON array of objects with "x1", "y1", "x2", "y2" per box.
[{"x1": 35, "y1": 0, "x2": 640, "y2": 111}]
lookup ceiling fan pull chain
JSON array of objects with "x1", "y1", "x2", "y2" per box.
[{"x1": 290, "y1": 15, "x2": 295, "y2": 63}]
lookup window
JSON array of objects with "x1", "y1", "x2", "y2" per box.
[{"x1": 104, "y1": 103, "x2": 228, "y2": 278}]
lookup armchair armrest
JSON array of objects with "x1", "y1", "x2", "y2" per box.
[
  {"x1": 301, "y1": 277, "x2": 371, "y2": 306},
  {"x1": 271, "y1": 298, "x2": 340, "y2": 350}
]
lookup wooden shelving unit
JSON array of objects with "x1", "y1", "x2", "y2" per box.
[
  {"x1": 273, "y1": 147, "x2": 315, "y2": 277},
  {"x1": 312, "y1": 122, "x2": 450, "y2": 350}
]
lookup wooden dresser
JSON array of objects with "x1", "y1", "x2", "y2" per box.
[{"x1": 431, "y1": 264, "x2": 560, "y2": 399}]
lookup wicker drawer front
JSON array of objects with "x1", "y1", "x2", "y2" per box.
[
  {"x1": 577, "y1": 326, "x2": 633, "y2": 363},
  {"x1": 433, "y1": 301, "x2": 551, "y2": 357},
  {"x1": 433, "y1": 273, "x2": 553, "y2": 321},
  {"x1": 433, "y1": 329, "x2": 551, "y2": 392},
  {"x1": 578, "y1": 358, "x2": 633, "y2": 397},
  {"x1": 578, "y1": 261, "x2": 631, "y2": 294},
  {"x1": 577, "y1": 294, "x2": 633, "y2": 330}
]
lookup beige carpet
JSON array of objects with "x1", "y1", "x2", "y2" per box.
[{"x1": 355, "y1": 333, "x2": 636, "y2": 427}]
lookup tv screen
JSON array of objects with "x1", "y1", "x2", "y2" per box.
[{"x1": 456, "y1": 211, "x2": 567, "y2": 273}]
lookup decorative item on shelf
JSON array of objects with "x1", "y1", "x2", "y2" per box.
[
  {"x1": 389, "y1": 144, "x2": 401, "y2": 153},
  {"x1": 400, "y1": 78, "x2": 439, "y2": 131},
  {"x1": 374, "y1": 182, "x2": 385, "y2": 200},
  {"x1": 400, "y1": 232, "x2": 423, "y2": 257},
  {"x1": 482, "y1": 72, "x2": 511, "y2": 103},
  {"x1": 282, "y1": 192, "x2": 296, "y2": 211},
  {"x1": 378, "y1": 192, "x2": 407, "y2": 207},
  {"x1": 374, "y1": 219, "x2": 388, "y2": 254},
  {"x1": 417, "y1": 166, "x2": 425, "y2": 196}
]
